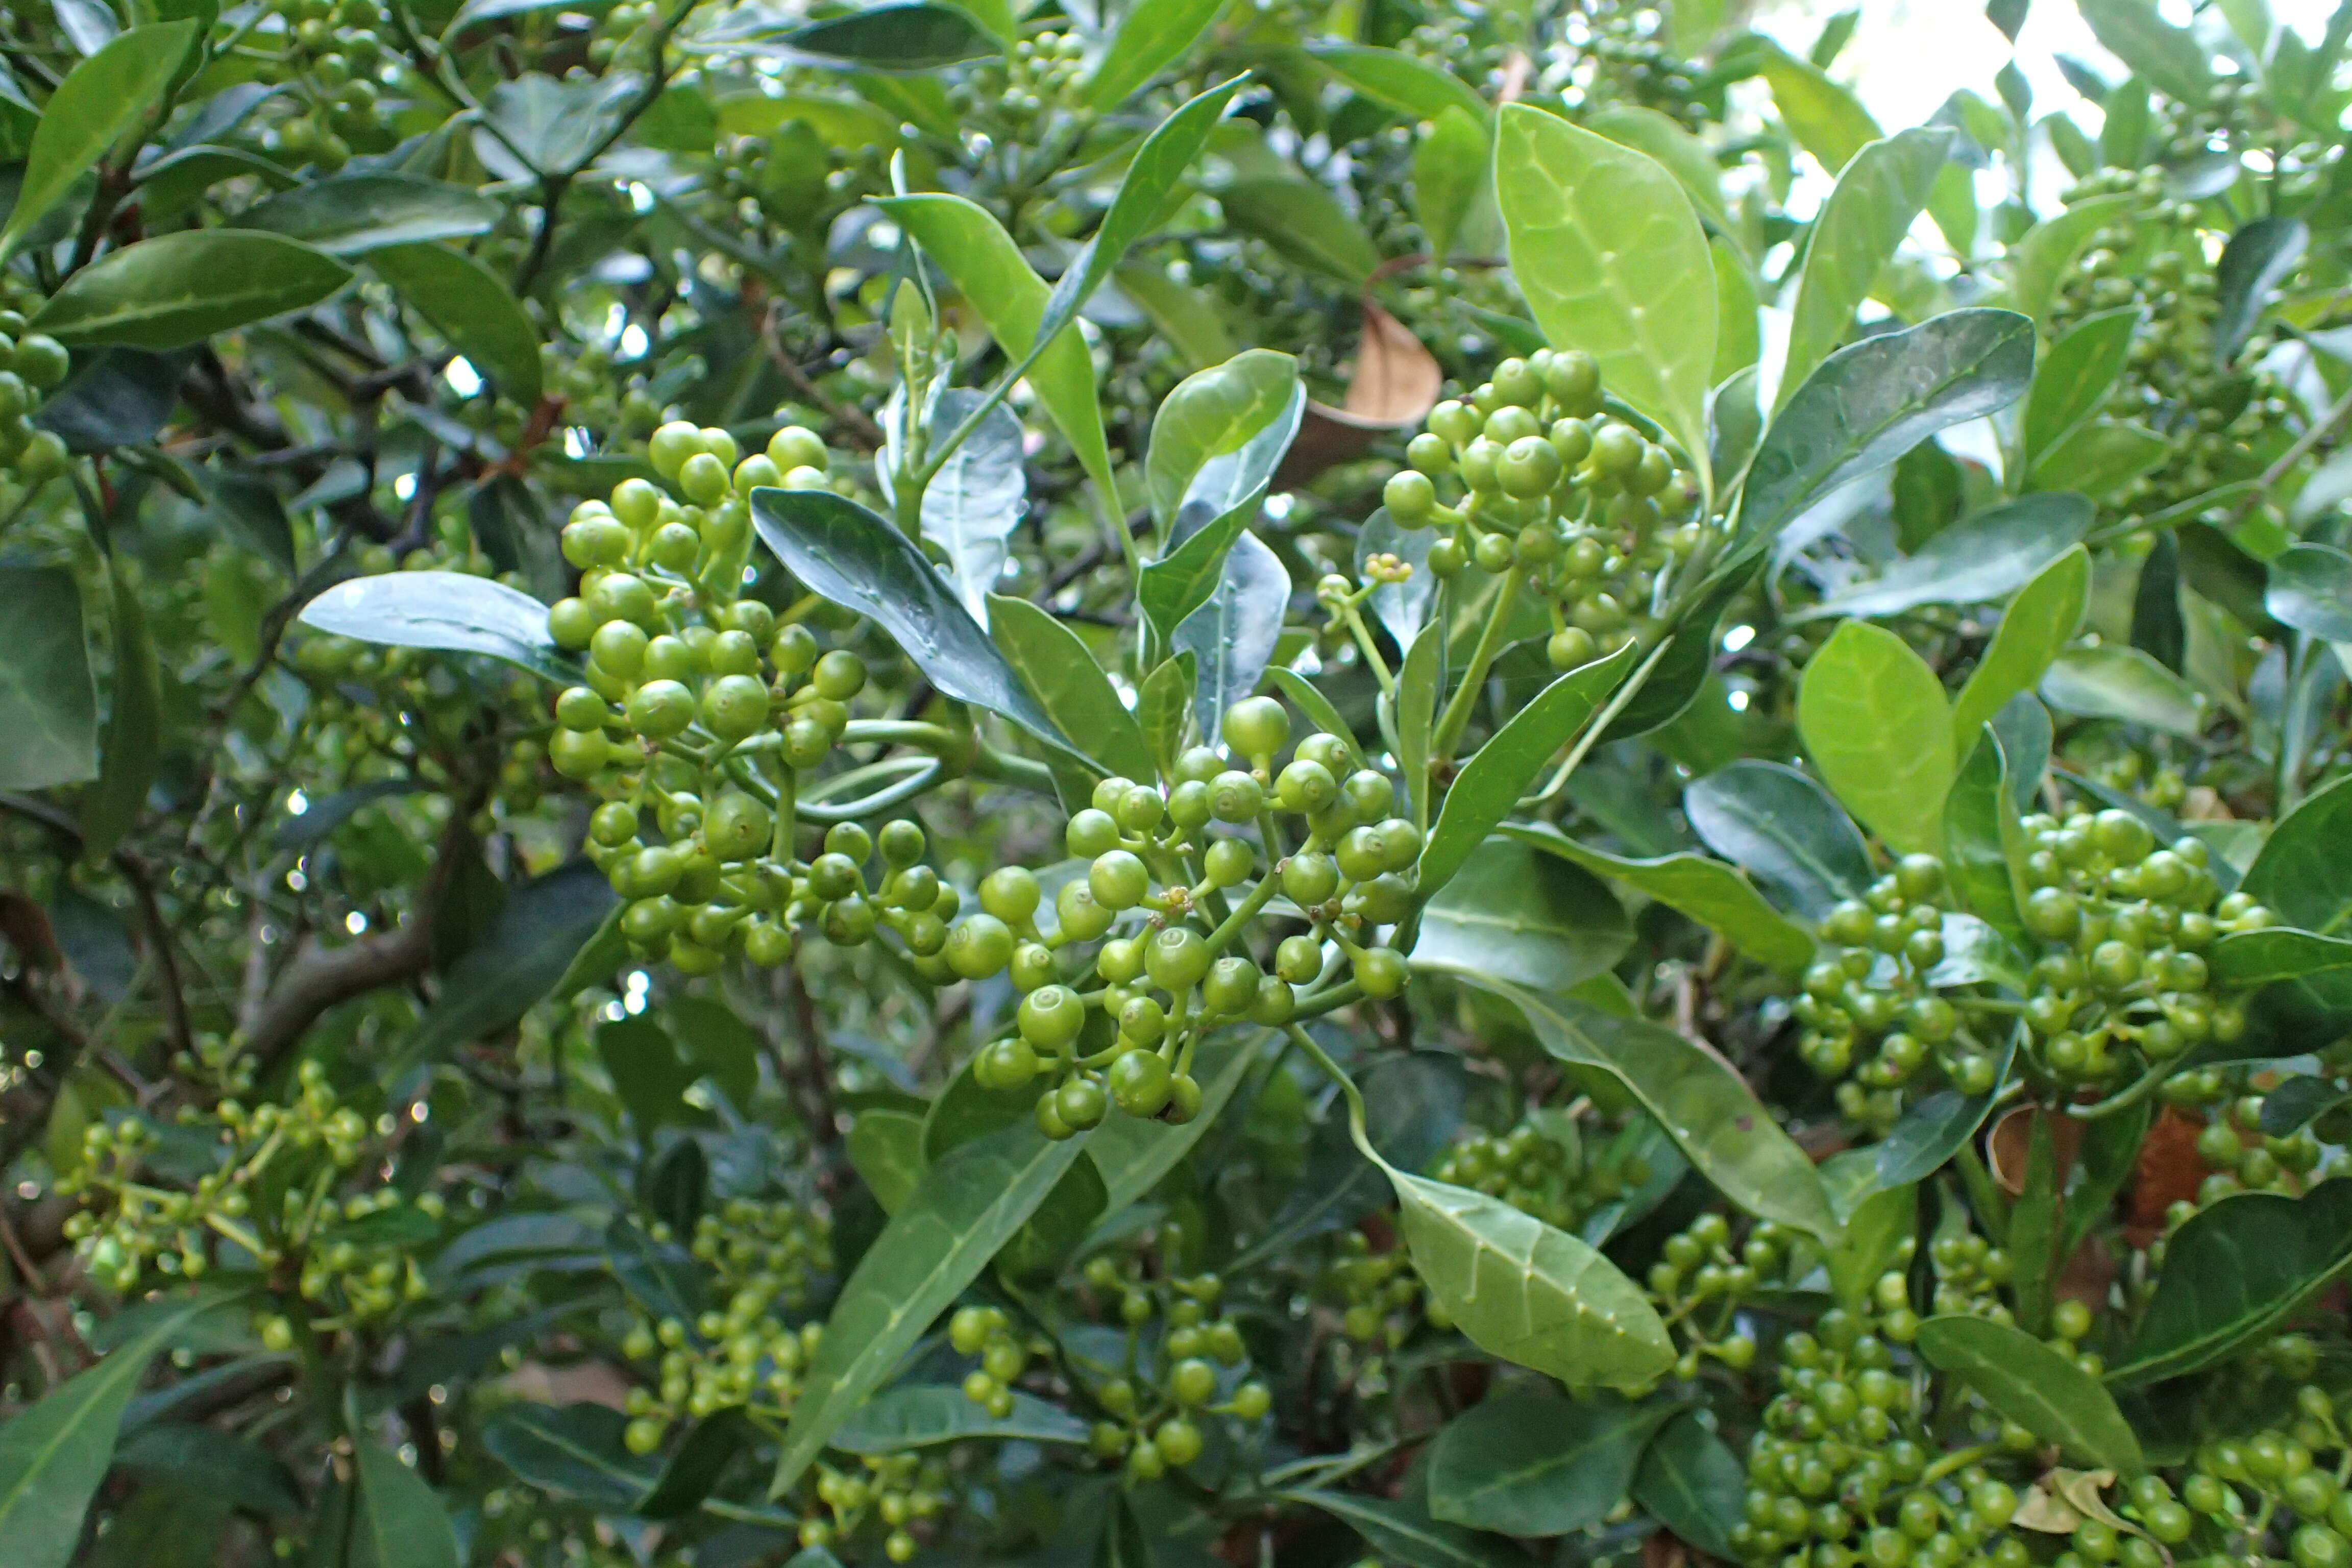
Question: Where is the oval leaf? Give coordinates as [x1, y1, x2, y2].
[1798, 620, 1955, 856]
[1917, 1314, 2144, 1473]
[2110, 1179, 2352, 1386]
[369, 241, 543, 406]
[1428, 1395, 1672, 1537]
[37, 231, 352, 350]
[298, 570, 572, 681]
[238, 173, 501, 256]
[1683, 759, 1874, 922]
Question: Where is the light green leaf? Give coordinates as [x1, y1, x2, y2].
[990, 596, 1154, 783]
[2024, 306, 2145, 466]
[1780, 127, 1952, 407]
[298, 569, 572, 682]
[1951, 544, 2089, 745]
[1144, 349, 1301, 533]
[1413, 107, 1489, 263]
[830, 1386, 1090, 1452]
[1798, 620, 1955, 856]
[845, 1109, 926, 1214]
[2028, 419, 2170, 500]
[1712, 239, 1761, 382]
[1503, 821, 1815, 973]
[1584, 103, 1736, 241]
[1410, 837, 1632, 993]
[0, 22, 197, 262]
[2007, 194, 2137, 329]
[1309, 43, 1492, 124]
[1087, 1030, 1261, 1211]
[1494, 104, 1714, 477]
[1084, 0, 1227, 109]
[0, 566, 99, 791]
[1114, 261, 1237, 371]
[36, 231, 352, 351]
[1917, 1315, 2144, 1473]
[2078, 0, 2212, 104]
[369, 241, 542, 406]
[2039, 644, 2204, 737]
[1758, 45, 1881, 173]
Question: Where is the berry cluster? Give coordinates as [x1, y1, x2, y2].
[1644, 1211, 1780, 1378]
[2186, 1093, 2329, 1209]
[618, 1197, 832, 1450]
[1426, 1117, 1652, 1233]
[1382, 348, 1707, 671]
[1797, 855, 1977, 1121]
[798, 1453, 953, 1562]
[1067, 1254, 1270, 1481]
[2171, 1386, 2352, 1568]
[1322, 1229, 1430, 1352]
[0, 311, 75, 489]
[948, 30, 1089, 134]
[252, 0, 397, 171]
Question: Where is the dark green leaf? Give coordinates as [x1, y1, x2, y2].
[481, 1403, 655, 1512]
[1632, 1411, 1745, 1558]
[846, 1109, 925, 1214]
[777, 2, 998, 71]
[1797, 619, 1954, 856]
[1088, 1029, 1261, 1211]
[1873, 1032, 2017, 1187]
[352, 1437, 460, 1568]
[76, 559, 160, 861]
[0, 566, 98, 790]
[751, 488, 1094, 766]
[1826, 1174, 1917, 1311]
[1758, 43, 1881, 172]
[405, 861, 617, 1065]
[1503, 821, 1814, 973]
[2260, 1075, 2351, 1137]
[1245, 1050, 1466, 1264]
[1172, 529, 1289, 741]
[994, 1150, 1107, 1280]
[1098, 1488, 1152, 1568]
[1280, 1487, 1518, 1568]
[1945, 727, 2029, 952]
[2207, 927, 2352, 986]
[36, 231, 351, 351]
[638, 1407, 749, 1518]
[2078, 0, 2212, 103]
[298, 569, 570, 681]
[86, 1484, 228, 1568]
[1738, 309, 2033, 555]
[1084, 0, 1226, 108]
[1780, 128, 1952, 406]
[2213, 215, 2307, 363]
[831, 1385, 1090, 1453]
[771, 1123, 1088, 1491]
[2266, 542, 2352, 643]
[1683, 760, 1873, 921]
[597, 1015, 699, 1134]
[1427, 1395, 1672, 1536]
[2131, 530, 2186, 673]
[1411, 837, 1632, 992]
[1801, 493, 2092, 621]
[238, 173, 500, 256]
[1418, 642, 1638, 895]
[1218, 178, 1382, 287]
[0, 23, 196, 261]
[369, 241, 542, 405]
[1917, 1315, 2144, 1471]
[2024, 306, 2143, 464]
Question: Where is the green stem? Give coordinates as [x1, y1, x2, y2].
[1203, 865, 1284, 955]
[1430, 567, 1521, 763]
[1920, 1442, 1994, 1485]
[2066, 1056, 2180, 1121]
[1286, 1022, 1376, 1166]
[1526, 635, 1674, 808]
[1339, 603, 1395, 701]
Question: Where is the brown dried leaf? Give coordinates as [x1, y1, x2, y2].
[1342, 300, 1443, 425]
[1987, 1106, 2082, 1195]
[2125, 1105, 2211, 1245]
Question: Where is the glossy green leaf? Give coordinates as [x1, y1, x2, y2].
[237, 173, 501, 256]
[76, 559, 161, 861]
[994, 1148, 1107, 1280]
[369, 241, 542, 406]
[1504, 821, 1814, 973]
[1084, 0, 1226, 109]
[1243, 1051, 1468, 1265]
[1135, 383, 1306, 650]
[776, 2, 998, 71]
[831, 1386, 1090, 1452]
[1945, 727, 2029, 952]
[2078, 0, 2212, 107]
[1951, 545, 2089, 746]
[878, 193, 1115, 498]
[1267, 668, 1367, 771]
[845, 1109, 926, 1214]
[1825, 1171, 1917, 1310]
[2266, 542, 2352, 657]
[2023, 306, 2144, 465]
[36, 230, 351, 351]
[1779, 127, 1951, 406]
[2208, 927, 2352, 986]
[1411, 837, 1632, 992]
[2039, 644, 2203, 737]
[1279, 1487, 1518, 1568]
[1172, 529, 1289, 741]
[1427, 1395, 1672, 1536]
[1798, 620, 1954, 856]
[0, 1290, 232, 1568]
[1413, 106, 1489, 262]
[2112, 1180, 2352, 1385]
[1682, 760, 1873, 922]
[298, 570, 572, 682]
[1144, 349, 1301, 533]
[771, 1123, 1088, 1492]
[2260, 1075, 2352, 1137]
[110, 1424, 302, 1516]
[1584, 103, 1737, 241]
[1712, 240, 1763, 382]
[919, 387, 1025, 626]
[1802, 493, 2092, 621]
[990, 596, 1153, 783]
[1395, 620, 1442, 826]
[1495, 103, 1714, 475]
[1632, 1411, 1744, 1558]
[1491, 981, 1839, 1241]
[1310, 43, 1491, 124]
[1758, 44, 1881, 172]
[1873, 1032, 2017, 1187]
[1418, 642, 1637, 895]
[1218, 178, 1382, 286]
[0, 22, 196, 261]
[481, 1403, 654, 1512]
[1134, 651, 1196, 780]
[352, 1436, 461, 1568]
[2238, 773, 2352, 1019]
[1389, 1168, 1674, 1390]
[1917, 1315, 2144, 1472]
[751, 488, 1094, 766]
[2214, 216, 2307, 363]
[405, 861, 617, 1066]
[1738, 309, 2033, 555]
[0, 566, 99, 791]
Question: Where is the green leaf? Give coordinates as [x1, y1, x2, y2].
[1218, 178, 1383, 287]
[110, 1425, 302, 1516]
[751, 488, 1094, 766]
[1825, 1173, 1917, 1311]
[918, 387, 1025, 626]
[1172, 529, 1290, 741]
[1738, 308, 2033, 556]
[990, 597, 1153, 783]
[2024, 306, 2144, 465]
[404, 861, 617, 1066]
[1758, 44, 1881, 172]
[1418, 642, 1638, 896]
[0, 566, 99, 790]
[1243, 1052, 1467, 1265]
[2261, 1075, 2352, 1137]
[636, 1407, 750, 1518]
[1584, 103, 1738, 241]
[2214, 215, 2307, 364]
[1801, 493, 2092, 621]
[2078, 0, 2213, 105]
[76, 561, 161, 860]
[1113, 261, 1237, 370]
[352, 1436, 461, 1568]
[1395, 620, 1441, 824]
[2112, 1180, 2352, 1385]
[776, 2, 998, 71]
[1411, 837, 1632, 992]
[35, 230, 351, 351]
[831, 1386, 1090, 1452]
[2207, 927, 2352, 986]
[1632, 1411, 1744, 1559]
[1268, 668, 1368, 772]
[1144, 349, 1301, 534]
[85, 1484, 227, 1568]
[845, 1109, 926, 1213]
[1279, 1487, 1518, 1568]
[1503, 821, 1815, 973]
[1917, 1315, 2142, 1471]
[1682, 760, 1873, 921]
[1427, 1395, 1673, 1536]
[878, 193, 1115, 499]
[1873, 1032, 2017, 1187]
[1087, 1028, 1261, 1211]
[1134, 387, 1306, 652]
[0, 1290, 232, 1568]
[2238, 774, 2352, 1020]
[481, 1403, 655, 1512]
[298, 569, 572, 681]
[1413, 107, 1489, 262]
[1490, 982, 1840, 1241]
[2007, 194, 2138, 330]
[1084, 0, 1227, 109]
[1388, 1168, 1674, 1390]
[1945, 727, 2029, 952]
[1951, 544, 2089, 746]
[237, 173, 501, 257]
[2039, 644, 2203, 737]
[369, 241, 542, 406]
[1797, 620, 1955, 857]
[0, 22, 196, 262]
[1494, 103, 1715, 476]
[1779, 128, 1952, 407]
[770, 1123, 1088, 1492]
[1134, 651, 1196, 780]
[2266, 542, 2352, 655]
[1309, 43, 1492, 124]
[1712, 240, 1762, 381]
